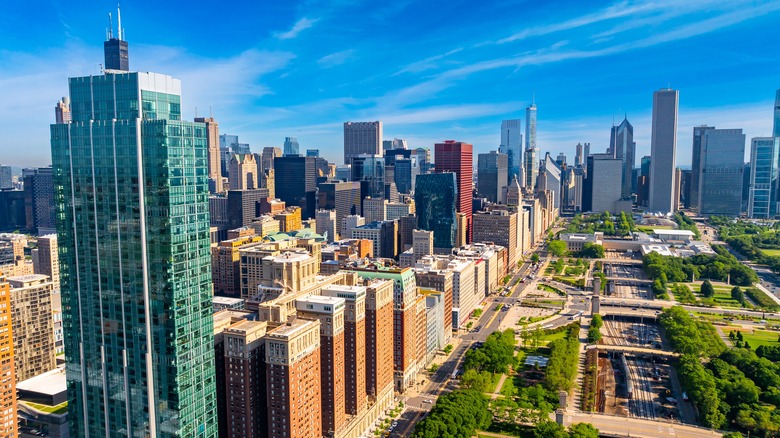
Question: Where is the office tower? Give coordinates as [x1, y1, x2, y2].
[306, 149, 319, 157]
[22, 166, 56, 234]
[265, 318, 322, 438]
[748, 137, 780, 218]
[445, 258, 476, 328]
[260, 168, 275, 199]
[681, 169, 693, 208]
[472, 210, 518, 268]
[363, 197, 387, 223]
[344, 121, 382, 164]
[316, 210, 339, 242]
[477, 151, 508, 203]
[229, 153, 258, 190]
[386, 199, 415, 221]
[342, 215, 366, 242]
[613, 117, 636, 198]
[649, 88, 679, 213]
[583, 154, 623, 213]
[351, 220, 398, 259]
[7, 275, 55, 381]
[274, 156, 318, 219]
[525, 102, 538, 189]
[382, 138, 408, 151]
[321, 285, 367, 416]
[575, 143, 584, 167]
[583, 143, 591, 164]
[261, 146, 282, 171]
[55, 97, 71, 124]
[223, 320, 268, 438]
[318, 181, 362, 234]
[0, 275, 16, 438]
[774, 89, 780, 137]
[351, 154, 386, 200]
[673, 168, 682, 212]
[103, 6, 129, 71]
[195, 117, 223, 193]
[296, 296, 346, 435]
[50, 50, 217, 435]
[211, 233, 263, 297]
[364, 279, 394, 403]
[393, 157, 418, 194]
[435, 140, 473, 241]
[33, 234, 59, 292]
[412, 229, 434, 263]
[415, 173, 457, 251]
[499, 119, 523, 184]
[221, 134, 250, 154]
[0, 166, 12, 190]
[697, 128, 746, 216]
[690, 125, 715, 209]
[283, 136, 300, 156]
[538, 153, 562, 208]
[227, 188, 269, 229]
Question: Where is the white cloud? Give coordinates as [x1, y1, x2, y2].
[274, 17, 319, 40]
[317, 49, 355, 68]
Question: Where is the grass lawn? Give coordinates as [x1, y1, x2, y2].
[761, 248, 780, 257]
[21, 400, 68, 415]
[538, 284, 565, 296]
[741, 330, 780, 348]
[538, 330, 567, 345]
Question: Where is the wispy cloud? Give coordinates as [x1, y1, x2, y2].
[317, 49, 355, 68]
[274, 17, 319, 40]
[394, 48, 464, 75]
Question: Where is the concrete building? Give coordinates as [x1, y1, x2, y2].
[296, 296, 347, 435]
[435, 141, 473, 241]
[0, 275, 16, 437]
[363, 279, 394, 404]
[261, 146, 282, 171]
[344, 121, 382, 165]
[227, 188, 270, 229]
[477, 151, 508, 203]
[583, 154, 623, 213]
[265, 318, 322, 438]
[195, 117, 223, 193]
[32, 234, 59, 292]
[274, 206, 303, 233]
[212, 233, 263, 297]
[316, 209, 339, 243]
[363, 197, 387, 223]
[8, 275, 55, 382]
[413, 267, 454, 340]
[318, 181, 362, 236]
[472, 209, 518, 268]
[649, 88, 679, 213]
[412, 229, 434, 265]
[385, 199, 415, 221]
[250, 215, 281, 238]
[748, 137, 780, 218]
[350, 220, 398, 259]
[342, 215, 366, 243]
[447, 258, 476, 329]
[229, 153, 259, 190]
[697, 128, 746, 216]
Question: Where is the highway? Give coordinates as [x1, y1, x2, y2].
[562, 412, 722, 438]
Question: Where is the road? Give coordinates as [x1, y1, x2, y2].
[562, 412, 722, 438]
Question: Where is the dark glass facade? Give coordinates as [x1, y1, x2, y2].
[414, 173, 457, 249]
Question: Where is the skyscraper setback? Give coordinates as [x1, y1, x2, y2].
[648, 88, 679, 213]
[50, 27, 217, 436]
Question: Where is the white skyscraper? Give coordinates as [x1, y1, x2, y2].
[499, 119, 523, 185]
[524, 101, 538, 189]
[648, 89, 679, 213]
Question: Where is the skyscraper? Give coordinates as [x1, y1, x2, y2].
[612, 118, 636, 198]
[575, 143, 584, 167]
[477, 151, 508, 203]
[648, 88, 679, 213]
[22, 166, 55, 234]
[499, 119, 522, 184]
[435, 140, 473, 241]
[697, 129, 746, 216]
[748, 137, 779, 219]
[55, 97, 71, 124]
[50, 41, 217, 435]
[195, 116, 223, 193]
[283, 136, 300, 156]
[690, 125, 715, 209]
[103, 6, 129, 71]
[415, 173, 457, 251]
[8, 275, 55, 382]
[583, 154, 623, 213]
[525, 102, 538, 189]
[0, 275, 16, 438]
[274, 155, 318, 219]
[261, 146, 282, 170]
[344, 121, 382, 165]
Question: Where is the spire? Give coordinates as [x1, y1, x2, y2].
[107, 12, 113, 40]
[117, 3, 122, 41]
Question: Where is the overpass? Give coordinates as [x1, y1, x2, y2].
[561, 411, 720, 438]
[586, 344, 678, 357]
[604, 277, 652, 284]
[599, 309, 660, 321]
[594, 258, 644, 265]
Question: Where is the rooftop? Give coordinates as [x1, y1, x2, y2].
[654, 229, 695, 236]
[17, 367, 67, 396]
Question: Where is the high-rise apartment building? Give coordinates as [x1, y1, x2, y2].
[648, 88, 679, 213]
[612, 118, 636, 198]
[0, 275, 16, 438]
[195, 117, 223, 193]
[363, 279, 395, 403]
[477, 151, 508, 203]
[283, 136, 300, 156]
[690, 125, 715, 209]
[223, 320, 268, 438]
[211, 233, 263, 297]
[229, 153, 258, 190]
[415, 173, 457, 251]
[748, 137, 780, 218]
[32, 234, 59, 292]
[525, 102, 538, 189]
[23, 166, 56, 234]
[435, 140, 473, 241]
[472, 210, 518, 268]
[499, 119, 523, 184]
[50, 42, 218, 434]
[296, 295, 346, 435]
[316, 209, 339, 242]
[7, 275, 55, 382]
[274, 155, 318, 219]
[265, 318, 322, 438]
[344, 121, 382, 165]
[55, 97, 71, 124]
[698, 128, 746, 216]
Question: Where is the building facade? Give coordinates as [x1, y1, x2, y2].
[414, 173, 457, 251]
[477, 151, 508, 203]
[697, 128, 746, 216]
[690, 125, 715, 209]
[8, 275, 55, 382]
[748, 137, 780, 218]
[648, 88, 679, 213]
[344, 121, 382, 165]
[499, 119, 523, 184]
[435, 141, 473, 241]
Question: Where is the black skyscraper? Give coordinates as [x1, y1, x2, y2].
[274, 156, 318, 219]
[104, 7, 129, 71]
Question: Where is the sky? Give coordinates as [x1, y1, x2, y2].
[1, 0, 779, 168]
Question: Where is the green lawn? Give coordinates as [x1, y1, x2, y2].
[538, 330, 567, 345]
[741, 330, 780, 348]
[761, 248, 780, 257]
[21, 400, 68, 415]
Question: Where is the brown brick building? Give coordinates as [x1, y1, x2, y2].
[364, 279, 394, 402]
[223, 320, 268, 438]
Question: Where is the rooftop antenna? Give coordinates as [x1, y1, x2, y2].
[209, 105, 213, 118]
[108, 12, 113, 39]
[117, 3, 122, 40]
[195, 106, 198, 118]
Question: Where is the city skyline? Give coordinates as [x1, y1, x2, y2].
[1, 1, 779, 167]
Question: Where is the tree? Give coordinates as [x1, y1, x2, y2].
[531, 253, 540, 264]
[701, 280, 715, 298]
[533, 420, 569, 438]
[460, 369, 492, 392]
[577, 242, 605, 259]
[731, 286, 745, 305]
[569, 423, 600, 438]
[548, 240, 567, 257]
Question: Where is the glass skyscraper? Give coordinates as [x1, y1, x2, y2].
[748, 137, 780, 219]
[697, 128, 746, 216]
[51, 70, 217, 435]
[414, 173, 457, 250]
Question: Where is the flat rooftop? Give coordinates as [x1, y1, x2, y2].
[17, 367, 67, 396]
[654, 229, 695, 236]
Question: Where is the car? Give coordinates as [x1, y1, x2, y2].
[392, 421, 398, 427]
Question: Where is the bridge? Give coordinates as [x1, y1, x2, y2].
[604, 276, 653, 284]
[586, 344, 679, 357]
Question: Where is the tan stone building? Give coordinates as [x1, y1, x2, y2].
[32, 234, 60, 292]
[229, 153, 258, 190]
[0, 275, 17, 437]
[211, 233, 264, 297]
[8, 274, 55, 381]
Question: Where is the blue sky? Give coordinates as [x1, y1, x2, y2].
[1, 0, 779, 167]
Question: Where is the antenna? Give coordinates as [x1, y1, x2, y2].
[108, 13, 113, 39]
[195, 106, 198, 118]
[117, 3, 122, 40]
[209, 105, 213, 118]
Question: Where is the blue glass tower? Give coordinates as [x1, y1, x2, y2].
[414, 172, 457, 250]
[50, 70, 217, 436]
